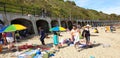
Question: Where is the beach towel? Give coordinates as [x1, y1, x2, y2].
[18, 50, 37, 58]
[6, 37, 14, 43]
[74, 32, 80, 44]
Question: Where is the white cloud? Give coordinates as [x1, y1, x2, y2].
[64, 0, 90, 7]
[97, 6, 120, 15]
[74, 0, 90, 6]
[73, 0, 120, 15]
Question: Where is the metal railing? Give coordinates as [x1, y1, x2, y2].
[0, 2, 42, 16]
[0, 2, 120, 22]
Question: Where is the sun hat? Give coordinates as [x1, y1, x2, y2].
[86, 24, 90, 26]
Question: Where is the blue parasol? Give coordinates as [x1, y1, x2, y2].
[0, 25, 8, 33]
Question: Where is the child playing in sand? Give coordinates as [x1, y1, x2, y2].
[53, 31, 59, 51]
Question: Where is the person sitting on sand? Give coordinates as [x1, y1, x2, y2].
[94, 28, 99, 33]
[5, 32, 14, 50]
[71, 25, 81, 49]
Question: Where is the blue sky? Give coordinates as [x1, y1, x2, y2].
[70, 0, 120, 15]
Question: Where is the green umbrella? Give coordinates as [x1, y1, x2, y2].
[4, 25, 16, 32]
[3, 24, 27, 51]
[4, 24, 27, 32]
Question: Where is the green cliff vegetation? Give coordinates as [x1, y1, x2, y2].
[0, 0, 120, 20]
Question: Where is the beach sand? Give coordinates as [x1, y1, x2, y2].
[0, 26, 120, 58]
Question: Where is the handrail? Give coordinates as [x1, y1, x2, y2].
[0, 2, 42, 16]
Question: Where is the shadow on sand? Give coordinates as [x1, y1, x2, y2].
[46, 43, 54, 48]
[111, 32, 116, 33]
[16, 35, 35, 43]
[92, 43, 101, 47]
[90, 34, 99, 36]
[78, 43, 102, 52]
[45, 43, 68, 49]
[0, 47, 13, 54]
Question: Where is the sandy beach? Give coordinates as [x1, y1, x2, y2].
[0, 26, 120, 58]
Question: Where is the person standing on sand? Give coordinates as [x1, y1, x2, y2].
[53, 31, 59, 51]
[82, 25, 91, 46]
[71, 25, 81, 48]
[105, 26, 107, 32]
[110, 25, 113, 32]
[39, 27, 46, 45]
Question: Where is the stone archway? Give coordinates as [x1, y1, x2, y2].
[11, 18, 34, 35]
[73, 21, 77, 25]
[88, 21, 90, 25]
[95, 22, 98, 27]
[0, 20, 4, 25]
[78, 21, 82, 28]
[78, 21, 83, 26]
[36, 20, 49, 33]
[91, 21, 94, 27]
[81, 22, 85, 27]
[61, 21, 67, 28]
[85, 21, 87, 26]
[68, 21, 73, 30]
[78, 22, 81, 25]
[0, 20, 4, 32]
[0, 20, 4, 39]
[51, 20, 59, 27]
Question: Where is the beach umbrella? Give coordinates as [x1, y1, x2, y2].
[0, 25, 8, 33]
[1, 24, 27, 51]
[0, 24, 4, 29]
[50, 26, 66, 31]
[14, 24, 27, 30]
[3, 24, 27, 32]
